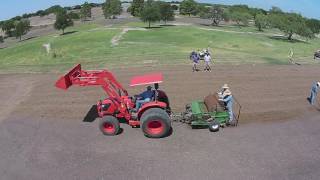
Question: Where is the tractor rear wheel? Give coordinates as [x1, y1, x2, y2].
[140, 108, 171, 138]
[208, 120, 220, 132]
[99, 116, 120, 136]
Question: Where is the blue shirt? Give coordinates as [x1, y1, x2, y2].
[139, 90, 154, 100]
[191, 54, 200, 63]
[223, 95, 233, 109]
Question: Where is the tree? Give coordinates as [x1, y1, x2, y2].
[198, 6, 209, 19]
[254, 13, 268, 31]
[229, 4, 250, 14]
[68, 12, 80, 20]
[22, 13, 32, 19]
[103, 0, 122, 19]
[36, 10, 48, 17]
[14, 19, 31, 41]
[54, 11, 74, 34]
[127, 6, 133, 13]
[306, 18, 320, 34]
[1, 20, 15, 37]
[72, 5, 82, 10]
[130, 0, 144, 16]
[179, 0, 198, 16]
[140, 0, 161, 28]
[46, 5, 65, 15]
[158, 2, 175, 24]
[269, 13, 314, 40]
[249, 8, 267, 19]
[0, 36, 3, 43]
[270, 6, 283, 14]
[201, 6, 229, 26]
[229, 12, 251, 27]
[64, 6, 72, 11]
[11, 16, 22, 21]
[80, 2, 92, 21]
[171, 4, 178, 11]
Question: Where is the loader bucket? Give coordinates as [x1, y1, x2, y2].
[55, 64, 82, 90]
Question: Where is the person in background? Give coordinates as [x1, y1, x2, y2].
[190, 50, 200, 72]
[308, 81, 320, 105]
[204, 53, 212, 72]
[288, 48, 294, 64]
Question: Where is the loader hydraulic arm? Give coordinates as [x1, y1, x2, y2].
[55, 64, 128, 101]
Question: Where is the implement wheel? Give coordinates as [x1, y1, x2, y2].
[140, 108, 171, 138]
[208, 120, 220, 132]
[99, 116, 120, 136]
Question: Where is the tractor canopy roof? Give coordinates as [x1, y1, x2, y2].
[130, 73, 163, 87]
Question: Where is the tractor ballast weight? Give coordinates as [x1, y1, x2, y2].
[55, 64, 171, 138]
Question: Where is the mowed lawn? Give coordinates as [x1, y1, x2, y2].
[0, 22, 319, 72]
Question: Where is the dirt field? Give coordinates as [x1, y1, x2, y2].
[1, 64, 320, 179]
[2, 64, 319, 123]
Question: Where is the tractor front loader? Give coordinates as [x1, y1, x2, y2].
[55, 64, 172, 138]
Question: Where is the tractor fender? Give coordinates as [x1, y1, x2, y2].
[137, 101, 167, 120]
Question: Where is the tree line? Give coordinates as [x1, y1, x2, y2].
[127, 0, 320, 40]
[129, 0, 175, 28]
[1, 0, 320, 42]
[1, 18, 30, 41]
[0, 0, 174, 41]
[177, 0, 320, 40]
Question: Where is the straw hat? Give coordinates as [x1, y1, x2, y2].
[223, 89, 232, 96]
[222, 84, 229, 89]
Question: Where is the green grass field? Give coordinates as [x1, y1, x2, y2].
[0, 22, 319, 72]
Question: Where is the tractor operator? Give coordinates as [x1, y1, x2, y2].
[135, 86, 154, 111]
[308, 81, 320, 105]
[221, 89, 234, 126]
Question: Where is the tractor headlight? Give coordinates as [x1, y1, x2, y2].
[101, 104, 111, 111]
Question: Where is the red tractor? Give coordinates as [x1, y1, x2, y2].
[55, 64, 172, 138]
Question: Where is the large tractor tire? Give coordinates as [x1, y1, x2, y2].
[140, 108, 171, 138]
[99, 116, 120, 136]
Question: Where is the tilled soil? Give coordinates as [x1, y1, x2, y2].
[3, 64, 319, 123]
[1, 64, 320, 180]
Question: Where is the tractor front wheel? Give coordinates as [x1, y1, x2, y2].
[140, 108, 171, 138]
[208, 120, 220, 132]
[99, 116, 120, 136]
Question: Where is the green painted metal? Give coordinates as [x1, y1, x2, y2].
[190, 101, 229, 127]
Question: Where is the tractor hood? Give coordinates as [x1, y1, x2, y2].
[130, 73, 163, 87]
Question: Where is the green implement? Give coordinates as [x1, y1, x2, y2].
[180, 93, 241, 132]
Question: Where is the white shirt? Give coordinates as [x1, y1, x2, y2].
[204, 55, 211, 62]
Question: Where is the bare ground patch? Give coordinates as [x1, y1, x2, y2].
[111, 27, 147, 46]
